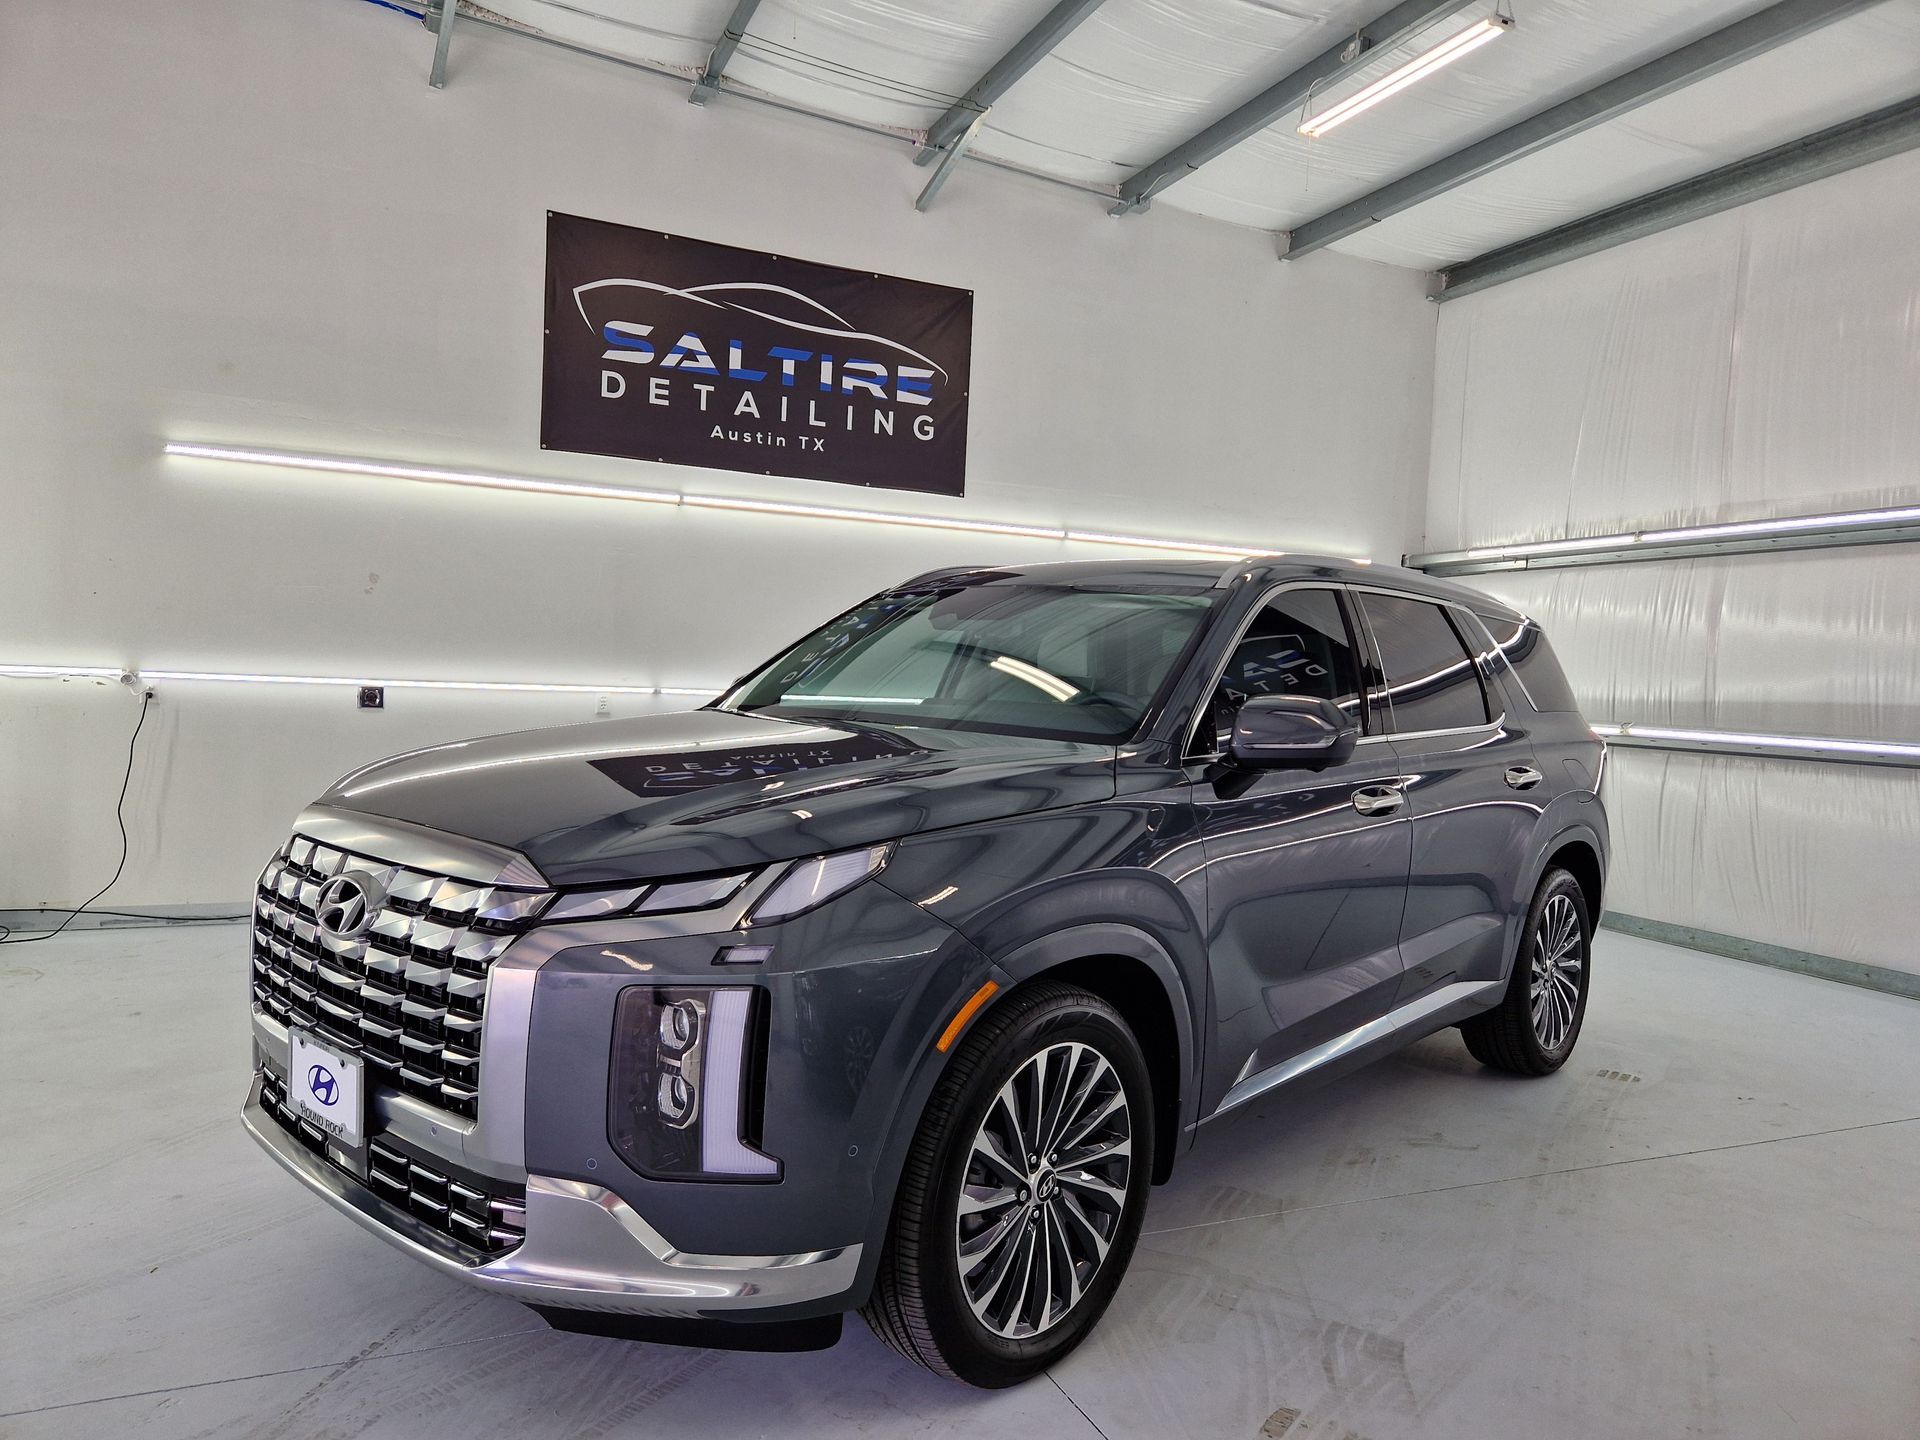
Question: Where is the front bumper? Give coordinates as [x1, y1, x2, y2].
[242, 1074, 862, 1316]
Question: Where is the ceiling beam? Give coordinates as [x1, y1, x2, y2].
[689, 0, 764, 106]
[426, 0, 458, 89]
[916, 112, 991, 210]
[1108, 0, 1479, 216]
[917, 0, 1107, 165]
[1432, 93, 1920, 300]
[1284, 0, 1887, 258]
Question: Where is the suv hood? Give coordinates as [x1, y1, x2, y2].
[320, 708, 1117, 885]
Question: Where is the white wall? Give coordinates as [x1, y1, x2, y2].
[0, 0, 1437, 907]
[1427, 148, 1920, 975]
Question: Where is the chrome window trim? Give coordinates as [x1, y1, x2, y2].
[1181, 580, 1370, 763]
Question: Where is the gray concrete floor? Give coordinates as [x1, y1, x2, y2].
[3, 926, 1916, 1439]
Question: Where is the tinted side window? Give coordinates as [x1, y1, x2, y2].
[1360, 593, 1491, 733]
[1199, 588, 1365, 753]
[1476, 613, 1581, 713]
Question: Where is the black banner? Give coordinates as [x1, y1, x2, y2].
[542, 213, 973, 497]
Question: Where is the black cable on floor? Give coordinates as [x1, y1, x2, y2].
[47, 909, 250, 924]
[1, 692, 155, 946]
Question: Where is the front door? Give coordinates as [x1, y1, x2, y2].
[1188, 585, 1413, 1113]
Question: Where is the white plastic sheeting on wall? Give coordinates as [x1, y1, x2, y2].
[1600, 749, 1920, 975]
[1429, 149, 1920, 975]
[1474, 551, 1920, 741]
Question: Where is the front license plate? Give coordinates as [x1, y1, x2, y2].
[288, 1029, 365, 1148]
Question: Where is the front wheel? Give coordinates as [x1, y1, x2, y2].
[1460, 867, 1592, 1075]
[860, 982, 1153, 1387]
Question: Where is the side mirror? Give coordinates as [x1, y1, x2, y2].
[1228, 695, 1360, 770]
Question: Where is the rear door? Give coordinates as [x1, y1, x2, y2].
[1189, 585, 1414, 1111]
[1351, 589, 1544, 1002]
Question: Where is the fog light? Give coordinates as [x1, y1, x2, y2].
[609, 986, 780, 1181]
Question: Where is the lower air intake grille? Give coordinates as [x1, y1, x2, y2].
[259, 1069, 526, 1257]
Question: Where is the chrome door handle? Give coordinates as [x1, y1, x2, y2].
[1505, 765, 1544, 790]
[1351, 785, 1404, 817]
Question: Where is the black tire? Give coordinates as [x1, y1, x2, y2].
[1460, 868, 1592, 1075]
[859, 981, 1153, 1387]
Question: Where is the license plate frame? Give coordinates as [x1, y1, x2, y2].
[287, 1028, 365, 1149]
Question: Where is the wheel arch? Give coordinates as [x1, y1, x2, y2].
[1540, 833, 1604, 921]
[991, 924, 1198, 1185]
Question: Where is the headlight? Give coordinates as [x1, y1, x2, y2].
[543, 869, 752, 924]
[748, 843, 894, 925]
[608, 986, 779, 1181]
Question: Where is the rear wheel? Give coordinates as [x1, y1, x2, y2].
[1460, 867, 1591, 1075]
[860, 982, 1152, 1387]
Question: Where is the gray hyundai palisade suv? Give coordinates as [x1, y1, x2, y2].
[243, 556, 1606, 1387]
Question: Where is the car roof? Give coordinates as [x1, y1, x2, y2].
[898, 556, 1522, 619]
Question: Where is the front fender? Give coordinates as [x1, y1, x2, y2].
[995, 919, 1203, 1138]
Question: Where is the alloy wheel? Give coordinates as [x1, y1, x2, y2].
[953, 1041, 1132, 1340]
[1529, 892, 1584, 1051]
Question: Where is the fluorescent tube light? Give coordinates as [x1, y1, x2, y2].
[1640, 504, 1920, 545]
[1464, 534, 1624, 560]
[1062, 529, 1267, 560]
[163, 442, 1367, 564]
[1416, 501, 1920, 573]
[136, 669, 673, 695]
[1617, 724, 1920, 762]
[0, 664, 124, 680]
[1591, 722, 1920, 767]
[1299, 15, 1512, 139]
[682, 492, 1065, 540]
[162, 442, 680, 507]
[3, 664, 721, 697]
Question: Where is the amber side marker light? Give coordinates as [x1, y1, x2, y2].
[936, 980, 1001, 1053]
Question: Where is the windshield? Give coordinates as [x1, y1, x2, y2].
[722, 585, 1215, 742]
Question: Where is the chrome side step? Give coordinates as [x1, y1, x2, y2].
[1208, 978, 1505, 1121]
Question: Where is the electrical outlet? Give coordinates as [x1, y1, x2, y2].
[358, 686, 385, 709]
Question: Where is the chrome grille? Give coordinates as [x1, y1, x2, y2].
[258, 1070, 526, 1256]
[367, 1138, 528, 1251]
[250, 831, 552, 1119]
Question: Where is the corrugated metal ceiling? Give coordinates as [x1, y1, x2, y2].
[470, 0, 1920, 269]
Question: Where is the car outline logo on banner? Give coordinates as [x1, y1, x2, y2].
[573, 278, 950, 384]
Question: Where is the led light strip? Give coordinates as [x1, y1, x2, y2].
[1409, 501, 1920, 574]
[162, 442, 1373, 565]
[0, 664, 716, 697]
[1298, 15, 1512, 139]
[1591, 722, 1920, 769]
[0, 664, 126, 680]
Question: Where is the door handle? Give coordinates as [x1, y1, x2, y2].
[1504, 765, 1544, 790]
[1351, 785, 1404, 817]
